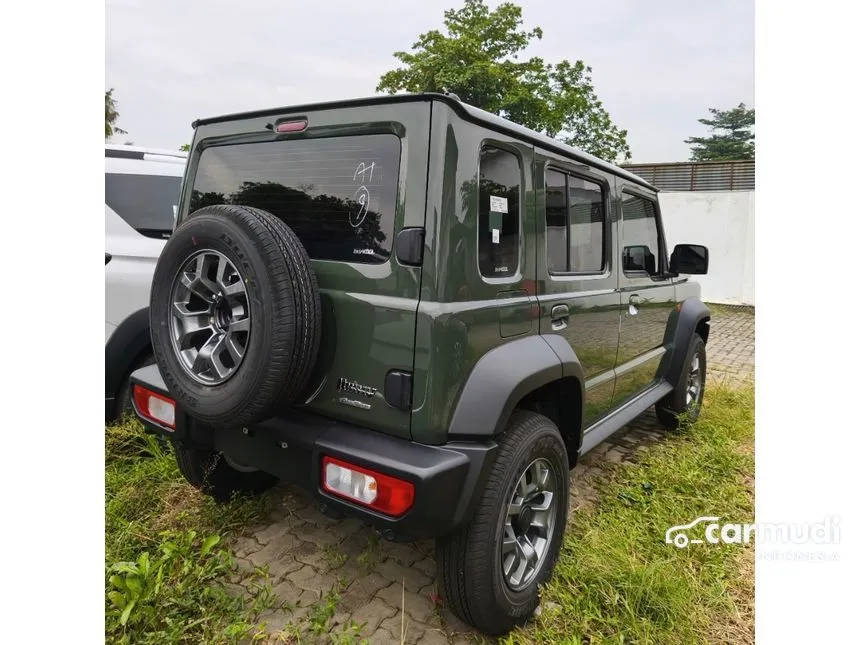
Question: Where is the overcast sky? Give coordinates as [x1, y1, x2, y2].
[106, 0, 753, 163]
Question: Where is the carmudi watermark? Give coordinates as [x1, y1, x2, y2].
[665, 515, 840, 560]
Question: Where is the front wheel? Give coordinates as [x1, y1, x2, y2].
[656, 333, 706, 430]
[175, 445, 278, 502]
[436, 411, 569, 636]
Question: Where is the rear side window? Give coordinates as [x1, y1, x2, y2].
[478, 147, 521, 278]
[544, 169, 606, 274]
[190, 134, 401, 263]
[105, 173, 182, 239]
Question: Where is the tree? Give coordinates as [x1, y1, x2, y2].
[376, 0, 630, 162]
[105, 88, 127, 139]
[684, 103, 755, 161]
[179, 144, 190, 152]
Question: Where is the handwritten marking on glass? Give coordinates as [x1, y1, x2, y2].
[350, 162, 376, 228]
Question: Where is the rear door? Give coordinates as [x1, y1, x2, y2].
[534, 152, 620, 427]
[613, 186, 676, 404]
[185, 103, 430, 439]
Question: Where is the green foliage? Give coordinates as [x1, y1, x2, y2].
[505, 384, 755, 644]
[376, 0, 630, 162]
[105, 88, 127, 139]
[105, 530, 276, 644]
[105, 419, 280, 643]
[179, 143, 190, 152]
[685, 103, 755, 161]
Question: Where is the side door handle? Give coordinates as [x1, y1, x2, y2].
[628, 294, 640, 317]
[551, 304, 569, 330]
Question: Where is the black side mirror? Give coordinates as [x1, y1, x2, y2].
[670, 244, 709, 275]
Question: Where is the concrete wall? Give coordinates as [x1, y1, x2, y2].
[659, 190, 755, 306]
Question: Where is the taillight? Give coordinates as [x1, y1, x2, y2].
[132, 385, 176, 429]
[321, 456, 414, 517]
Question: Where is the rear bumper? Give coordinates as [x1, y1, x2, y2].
[130, 365, 497, 539]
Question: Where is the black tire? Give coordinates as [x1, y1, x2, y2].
[436, 411, 569, 635]
[175, 445, 278, 502]
[115, 352, 157, 421]
[656, 333, 706, 430]
[150, 205, 321, 427]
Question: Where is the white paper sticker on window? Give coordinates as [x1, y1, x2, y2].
[489, 195, 508, 213]
[492, 229, 500, 244]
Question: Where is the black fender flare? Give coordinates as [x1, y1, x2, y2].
[105, 308, 152, 406]
[661, 298, 711, 387]
[447, 334, 584, 437]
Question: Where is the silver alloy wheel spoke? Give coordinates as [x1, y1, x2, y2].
[502, 457, 558, 591]
[686, 354, 703, 406]
[169, 250, 251, 385]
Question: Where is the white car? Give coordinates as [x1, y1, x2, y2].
[105, 144, 187, 420]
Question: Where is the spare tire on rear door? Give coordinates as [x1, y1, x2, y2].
[149, 204, 321, 428]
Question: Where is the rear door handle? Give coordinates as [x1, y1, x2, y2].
[551, 304, 569, 330]
[628, 294, 640, 316]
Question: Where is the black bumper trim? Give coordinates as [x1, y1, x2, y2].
[129, 365, 497, 539]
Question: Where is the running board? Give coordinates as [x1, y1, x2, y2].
[579, 381, 673, 456]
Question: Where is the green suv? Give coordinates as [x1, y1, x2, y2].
[131, 93, 711, 636]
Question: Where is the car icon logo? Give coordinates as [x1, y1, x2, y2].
[665, 516, 721, 548]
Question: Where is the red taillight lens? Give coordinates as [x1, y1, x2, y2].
[321, 456, 415, 517]
[275, 119, 308, 133]
[132, 385, 176, 429]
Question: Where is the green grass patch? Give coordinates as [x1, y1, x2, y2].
[105, 419, 280, 644]
[505, 384, 755, 645]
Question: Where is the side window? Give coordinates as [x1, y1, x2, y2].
[478, 147, 521, 278]
[544, 169, 606, 274]
[620, 192, 661, 277]
[545, 170, 567, 273]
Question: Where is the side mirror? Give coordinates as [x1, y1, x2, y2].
[670, 244, 709, 275]
[622, 245, 656, 274]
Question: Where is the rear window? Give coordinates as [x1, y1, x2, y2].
[105, 173, 182, 239]
[190, 134, 401, 263]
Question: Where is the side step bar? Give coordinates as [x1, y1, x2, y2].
[579, 381, 673, 456]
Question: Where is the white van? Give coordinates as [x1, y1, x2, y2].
[105, 144, 187, 420]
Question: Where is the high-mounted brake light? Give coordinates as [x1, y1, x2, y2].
[322, 456, 415, 517]
[275, 119, 308, 133]
[133, 385, 176, 429]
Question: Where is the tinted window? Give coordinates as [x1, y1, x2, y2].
[478, 147, 521, 278]
[620, 193, 661, 276]
[545, 170, 567, 273]
[105, 173, 182, 239]
[544, 170, 605, 274]
[191, 134, 401, 263]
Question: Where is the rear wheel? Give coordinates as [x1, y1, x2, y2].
[656, 334, 706, 429]
[174, 445, 278, 502]
[436, 411, 569, 635]
[149, 204, 321, 428]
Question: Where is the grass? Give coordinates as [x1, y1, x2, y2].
[505, 383, 755, 644]
[106, 381, 754, 644]
[105, 418, 282, 644]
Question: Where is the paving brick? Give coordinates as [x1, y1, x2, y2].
[350, 598, 398, 635]
[285, 565, 338, 600]
[375, 583, 437, 625]
[375, 558, 433, 593]
[379, 614, 427, 644]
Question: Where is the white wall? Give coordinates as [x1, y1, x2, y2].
[659, 190, 755, 306]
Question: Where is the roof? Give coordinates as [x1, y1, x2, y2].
[105, 144, 187, 163]
[192, 93, 656, 192]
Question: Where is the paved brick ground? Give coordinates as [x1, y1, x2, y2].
[239, 306, 755, 644]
